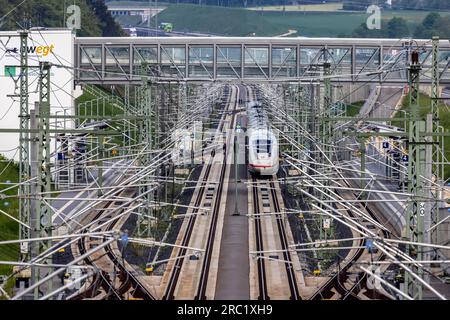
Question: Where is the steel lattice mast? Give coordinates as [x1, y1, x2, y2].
[18, 31, 30, 258]
[35, 62, 53, 299]
[137, 65, 153, 238]
[405, 51, 425, 300]
[430, 37, 442, 256]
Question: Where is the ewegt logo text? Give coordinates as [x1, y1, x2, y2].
[5, 45, 55, 57]
[28, 45, 55, 57]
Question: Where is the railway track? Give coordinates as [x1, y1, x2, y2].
[162, 159, 214, 300]
[269, 179, 301, 300]
[104, 241, 156, 300]
[308, 189, 390, 300]
[195, 86, 239, 299]
[245, 85, 301, 300]
[251, 177, 269, 300]
[339, 201, 390, 300]
[71, 191, 156, 300]
[247, 85, 270, 300]
[71, 202, 124, 300]
[195, 135, 228, 299]
[308, 233, 365, 300]
[163, 85, 234, 300]
[250, 177, 301, 300]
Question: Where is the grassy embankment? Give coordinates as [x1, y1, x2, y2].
[344, 94, 449, 180]
[0, 155, 20, 296]
[345, 100, 365, 117]
[0, 156, 20, 272]
[390, 93, 450, 180]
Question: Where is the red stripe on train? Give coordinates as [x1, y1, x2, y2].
[249, 164, 272, 168]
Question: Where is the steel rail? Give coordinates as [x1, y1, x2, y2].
[252, 177, 269, 300]
[195, 85, 238, 300]
[162, 85, 232, 300]
[269, 179, 301, 300]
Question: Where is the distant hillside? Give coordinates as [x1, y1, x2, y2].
[148, 4, 287, 36]
[344, 0, 450, 11]
[148, 4, 449, 37]
[106, 0, 342, 7]
[352, 12, 450, 39]
[0, 0, 124, 37]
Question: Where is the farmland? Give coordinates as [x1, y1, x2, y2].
[148, 4, 450, 37]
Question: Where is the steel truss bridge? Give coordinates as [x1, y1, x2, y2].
[75, 37, 450, 84]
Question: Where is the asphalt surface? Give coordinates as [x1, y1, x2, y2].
[51, 161, 124, 226]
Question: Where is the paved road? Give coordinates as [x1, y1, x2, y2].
[369, 86, 403, 118]
[364, 144, 407, 234]
[51, 161, 125, 226]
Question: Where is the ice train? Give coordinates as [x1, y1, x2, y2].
[246, 101, 279, 176]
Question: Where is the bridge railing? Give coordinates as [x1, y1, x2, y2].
[74, 37, 450, 84]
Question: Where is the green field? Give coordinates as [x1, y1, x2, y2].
[0, 156, 20, 278]
[107, 1, 170, 6]
[148, 4, 450, 37]
[247, 3, 344, 12]
[345, 101, 365, 117]
[114, 14, 143, 26]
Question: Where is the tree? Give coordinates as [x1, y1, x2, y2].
[422, 12, 440, 29]
[393, 0, 450, 10]
[351, 16, 410, 38]
[386, 17, 410, 38]
[415, 13, 450, 39]
[87, 0, 125, 36]
[342, 0, 450, 11]
[352, 23, 384, 38]
[0, 0, 123, 37]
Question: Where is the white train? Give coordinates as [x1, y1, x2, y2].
[246, 101, 279, 176]
[171, 121, 203, 165]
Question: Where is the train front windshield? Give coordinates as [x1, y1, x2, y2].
[255, 139, 272, 155]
